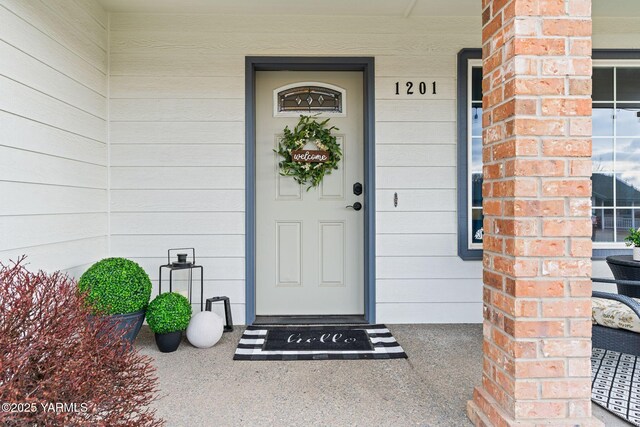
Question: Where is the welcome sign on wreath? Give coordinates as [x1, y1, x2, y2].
[275, 115, 342, 190]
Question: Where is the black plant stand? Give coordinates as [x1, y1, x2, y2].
[159, 248, 204, 311]
[205, 296, 233, 332]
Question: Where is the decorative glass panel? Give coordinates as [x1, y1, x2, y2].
[277, 85, 343, 114]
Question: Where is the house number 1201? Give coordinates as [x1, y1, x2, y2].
[394, 81, 437, 95]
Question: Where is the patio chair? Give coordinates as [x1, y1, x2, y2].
[591, 278, 640, 357]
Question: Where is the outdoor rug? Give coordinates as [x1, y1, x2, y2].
[233, 324, 408, 361]
[591, 347, 640, 426]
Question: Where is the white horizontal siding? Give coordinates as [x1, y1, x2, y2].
[110, 189, 244, 212]
[110, 235, 244, 258]
[110, 121, 243, 144]
[132, 257, 244, 281]
[376, 235, 457, 256]
[0, 112, 106, 165]
[0, 182, 106, 215]
[376, 190, 456, 212]
[376, 121, 456, 144]
[0, 237, 107, 275]
[377, 303, 483, 324]
[110, 212, 244, 235]
[110, 167, 245, 190]
[0, 5, 105, 93]
[377, 279, 482, 303]
[377, 167, 456, 189]
[1, 0, 106, 71]
[0, 0, 107, 277]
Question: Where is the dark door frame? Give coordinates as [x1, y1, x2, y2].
[245, 56, 376, 324]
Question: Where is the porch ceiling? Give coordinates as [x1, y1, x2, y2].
[97, 0, 639, 17]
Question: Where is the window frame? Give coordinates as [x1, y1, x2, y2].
[591, 50, 640, 259]
[456, 49, 640, 261]
[457, 48, 483, 261]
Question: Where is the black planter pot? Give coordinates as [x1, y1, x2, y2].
[108, 310, 146, 344]
[155, 331, 183, 353]
[93, 310, 146, 346]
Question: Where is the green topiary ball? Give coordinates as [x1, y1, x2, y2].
[146, 293, 192, 334]
[78, 258, 152, 315]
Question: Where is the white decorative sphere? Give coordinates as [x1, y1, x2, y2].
[186, 311, 224, 348]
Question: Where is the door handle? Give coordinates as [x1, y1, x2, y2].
[346, 202, 362, 211]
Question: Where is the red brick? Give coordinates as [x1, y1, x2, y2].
[514, 37, 566, 56]
[542, 219, 592, 237]
[541, 98, 592, 117]
[484, 200, 503, 216]
[569, 117, 592, 136]
[569, 159, 592, 176]
[569, 198, 592, 216]
[492, 139, 538, 160]
[569, 0, 591, 17]
[542, 259, 591, 277]
[570, 39, 592, 56]
[569, 280, 591, 297]
[569, 78, 593, 95]
[505, 238, 566, 257]
[513, 320, 565, 338]
[541, 299, 591, 317]
[568, 358, 592, 377]
[510, 77, 565, 96]
[515, 359, 566, 377]
[514, 381, 539, 399]
[542, 179, 591, 197]
[541, 379, 591, 399]
[505, 278, 565, 297]
[505, 159, 564, 177]
[569, 319, 593, 337]
[542, 138, 591, 156]
[541, 339, 592, 357]
[507, 118, 565, 137]
[483, 13, 504, 41]
[542, 58, 592, 77]
[504, 200, 565, 217]
[570, 239, 592, 257]
[514, 401, 568, 419]
[485, 235, 505, 253]
[494, 218, 537, 236]
[542, 19, 591, 37]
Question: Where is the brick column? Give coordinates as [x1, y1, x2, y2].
[467, 0, 602, 426]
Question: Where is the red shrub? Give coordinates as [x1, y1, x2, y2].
[0, 258, 163, 426]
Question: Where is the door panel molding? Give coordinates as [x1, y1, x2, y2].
[245, 56, 376, 324]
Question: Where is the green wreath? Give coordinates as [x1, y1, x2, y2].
[275, 115, 342, 190]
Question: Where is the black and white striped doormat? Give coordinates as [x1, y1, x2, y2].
[233, 324, 408, 361]
[592, 348, 640, 426]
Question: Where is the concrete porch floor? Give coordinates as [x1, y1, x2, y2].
[136, 324, 626, 426]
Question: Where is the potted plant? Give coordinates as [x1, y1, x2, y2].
[625, 227, 640, 261]
[146, 292, 192, 353]
[78, 258, 152, 343]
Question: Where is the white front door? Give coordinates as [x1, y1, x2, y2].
[255, 71, 364, 316]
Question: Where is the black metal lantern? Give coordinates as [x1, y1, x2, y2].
[159, 248, 204, 311]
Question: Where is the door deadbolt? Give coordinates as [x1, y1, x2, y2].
[346, 202, 362, 211]
[353, 182, 363, 196]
